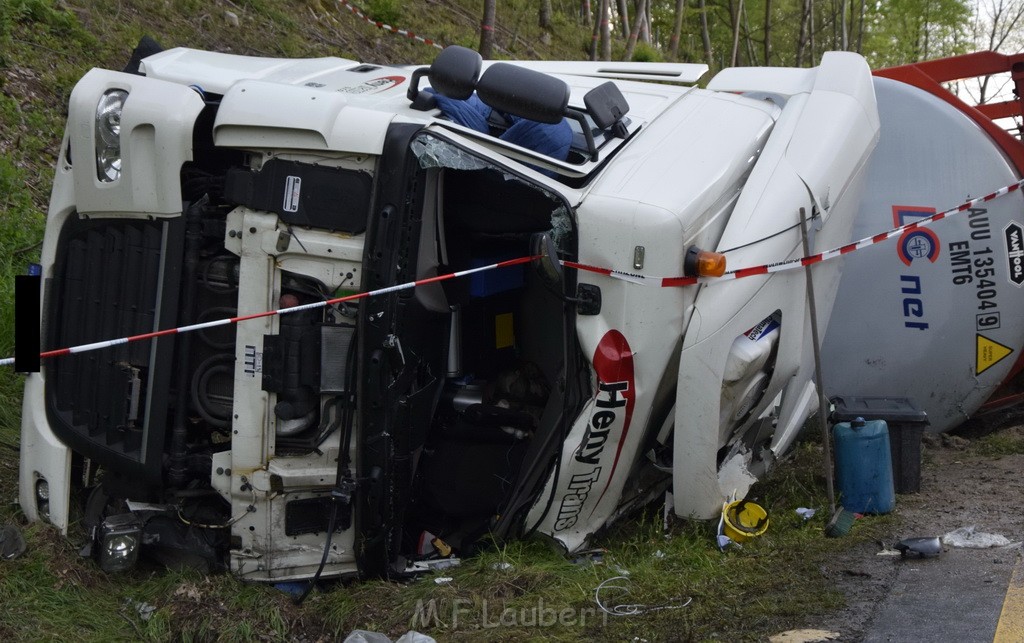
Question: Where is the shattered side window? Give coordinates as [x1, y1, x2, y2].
[550, 205, 572, 247]
[412, 134, 490, 171]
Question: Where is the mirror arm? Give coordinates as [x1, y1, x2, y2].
[565, 109, 597, 162]
[407, 67, 429, 102]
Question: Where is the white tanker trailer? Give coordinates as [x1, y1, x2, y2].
[822, 52, 1024, 434]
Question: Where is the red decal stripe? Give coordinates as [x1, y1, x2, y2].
[588, 330, 636, 516]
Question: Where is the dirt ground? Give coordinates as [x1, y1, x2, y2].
[811, 419, 1024, 641]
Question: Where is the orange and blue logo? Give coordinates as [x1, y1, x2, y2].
[893, 205, 940, 266]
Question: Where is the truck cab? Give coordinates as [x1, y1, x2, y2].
[19, 44, 879, 579]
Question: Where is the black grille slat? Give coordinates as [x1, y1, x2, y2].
[56, 238, 84, 426]
[45, 217, 185, 482]
[95, 228, 125, 437]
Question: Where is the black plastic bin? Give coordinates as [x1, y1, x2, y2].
[830, 396, 930, 494]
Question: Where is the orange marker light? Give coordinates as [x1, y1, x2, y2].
[684, 246, 727, 277]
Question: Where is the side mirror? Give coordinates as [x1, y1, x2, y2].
[530, 232, 563, 288]
[408, 45, 482, 104]
[584, 81, 629, 132]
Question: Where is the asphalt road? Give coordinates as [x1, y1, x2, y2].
[861, 547, 1021, 642]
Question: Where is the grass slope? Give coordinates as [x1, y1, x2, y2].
[1, 1, 888, 640]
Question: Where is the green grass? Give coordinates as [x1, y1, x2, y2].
[294, 440, 890, 641]
[971, 430, 1024, 457]
[0, 2, 897, 641]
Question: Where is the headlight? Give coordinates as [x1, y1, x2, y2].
[95, 89, 128, 182]
[35, 477, 50, 522]
[96, 514, 142, 573]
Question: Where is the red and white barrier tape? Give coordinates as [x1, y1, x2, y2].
[4, 178, 1023, 367]
[566, 179, 1024, 288]
[0, 256, 535, 367]
[336, 0, 445, 50]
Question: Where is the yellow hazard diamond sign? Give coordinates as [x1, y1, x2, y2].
[977, 334, 1014, 375]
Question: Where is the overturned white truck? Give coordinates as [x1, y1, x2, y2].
[16, 40, 1020, 580]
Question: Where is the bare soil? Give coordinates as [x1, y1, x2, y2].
[813, 422, 1024, 641]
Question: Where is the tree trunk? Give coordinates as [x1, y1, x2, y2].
[699, 0, 714, 67]
[922, 0, 931, 60]
[809, 0, 816, 64]
[764, 0, 772, 65]
[624, 0, 647, 59]
[601, 0, 612, 60]
[743, 0, 758, 65]
[730, 0, 743, 66]
[581, 0, 592, 25]
[855, 0, 865, 53]
[645, 0, 653, 42]
[669, 0, 686, 59]
[539, 0, 551, 29]
[618, 0, 631, 39]
[589, 0, 602, 59]
[794, 0, 811, 66]
[480, 0, 497, 58]
[840, 0, 849, 49]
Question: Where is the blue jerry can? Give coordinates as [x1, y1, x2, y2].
[833, 417, 896, 514]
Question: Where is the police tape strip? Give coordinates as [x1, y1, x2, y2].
[565, 178, 1024, 288]
[3, 178, 1023, 367]
[336, 0, 445, 50]
[0, 256, 536, 367]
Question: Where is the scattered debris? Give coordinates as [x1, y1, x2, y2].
[406, 557, 461, 573]
[594, 576, 692, 616]
[663, 491, 674, 534]
[824, 507, 857, 538]
[343, 631, 436, 643]
[894, 537, 942, 558]
[224, 11, 240, 27]
[716, 499, 741, 550]
[491, 561, 513, 571]
[432, 577, 453, 585]
[942, 526, 1020, 549]
[722, 499, 770, 542]
[941, 434, 970, 450]
[124, 599, 157, 621]
[172, 582, 203, 601]
[796, 507, 817, 520]
[653, 549, 666, 559]
[768, 629, 841, 642]
[571, 548, 608, 565]
[0, 524, 26, 560]
[274, 581, 310, 598]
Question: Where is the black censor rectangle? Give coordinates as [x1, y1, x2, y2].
[15, 274, 41, 373]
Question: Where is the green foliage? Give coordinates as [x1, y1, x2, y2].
[631, 41, 664, 62]
[367, 0, 404, 26]
[0, 0, 79, 37]
[0, 0, 80, 66]
[861, 0, 973, 67]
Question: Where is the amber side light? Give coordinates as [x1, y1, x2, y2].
[684, 246, 727, 277]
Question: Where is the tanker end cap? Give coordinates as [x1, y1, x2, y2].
[685, 246, 727, 278]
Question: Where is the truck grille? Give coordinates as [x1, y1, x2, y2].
[45, 217, 184, 483]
